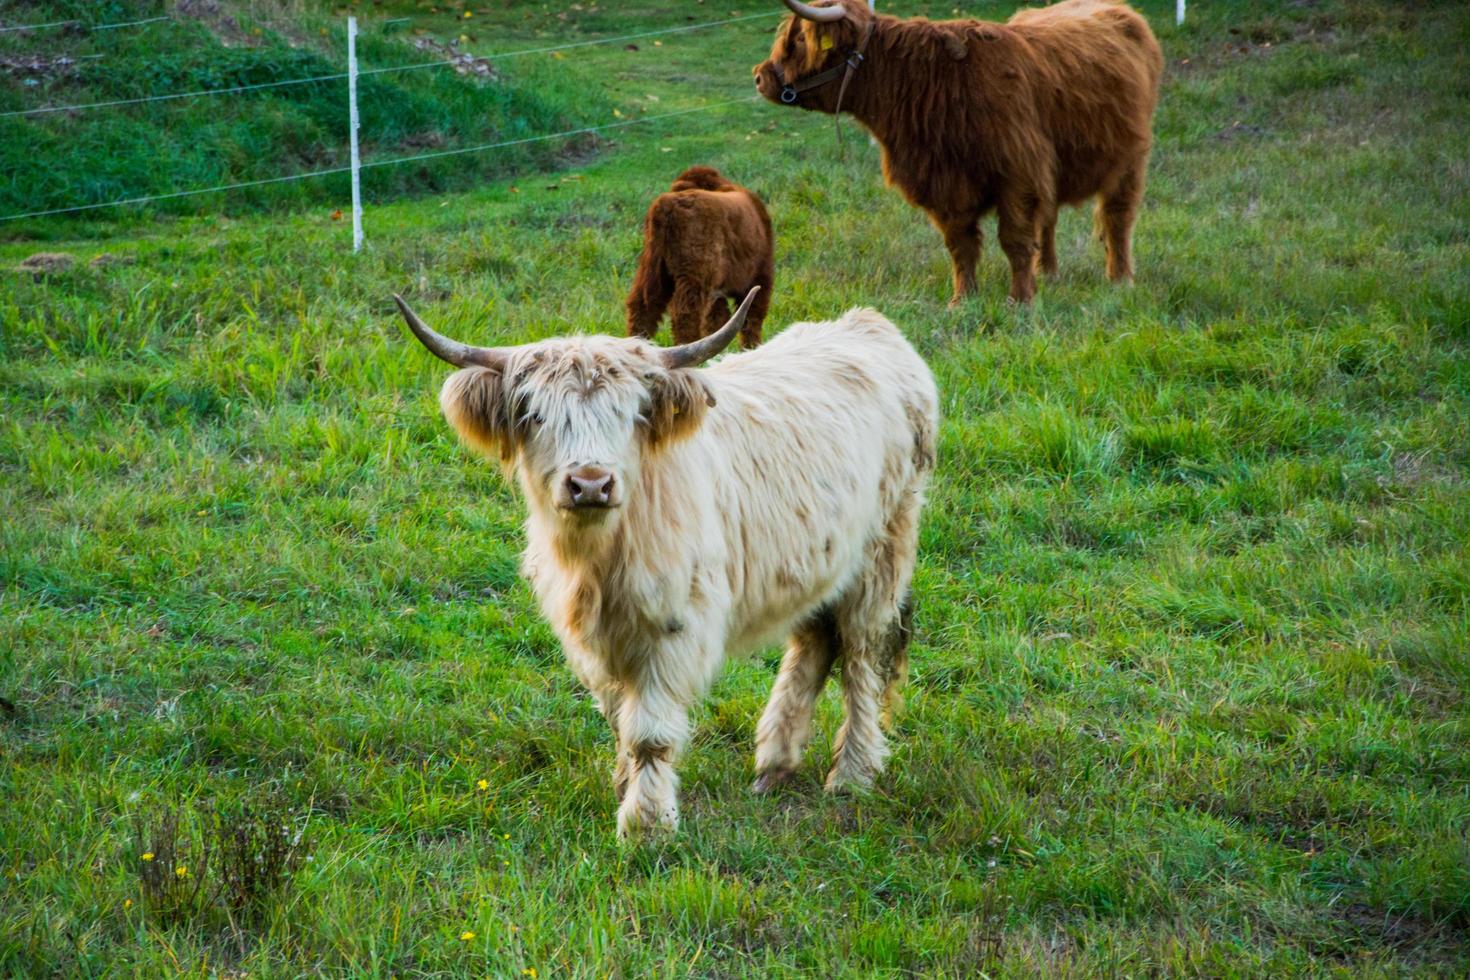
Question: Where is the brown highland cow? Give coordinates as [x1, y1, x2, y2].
[753, 0, 1163, 305]
[626, 167, 773, 349]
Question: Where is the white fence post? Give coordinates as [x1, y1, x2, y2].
[1177, 0, 1186, 26]
[347, 16, 363, 253]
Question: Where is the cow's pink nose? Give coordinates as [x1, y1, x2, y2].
[565, 468, 615, 507]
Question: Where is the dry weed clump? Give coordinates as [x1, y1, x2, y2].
[131, 796, 308, 926]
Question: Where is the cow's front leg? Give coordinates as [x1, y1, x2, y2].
[594, 686, 634, 801]
[932, 211, 982, 307]
[616, 688, 690, 837]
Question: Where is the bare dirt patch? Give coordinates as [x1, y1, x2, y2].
[176, 0, 257, 47]
[410, 36, 499, 80]
[0, 54, 84, 82]
[16, 252, 73, 275]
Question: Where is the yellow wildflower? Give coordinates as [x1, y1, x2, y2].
[140, 852, 154, 862]
[463, 10, 473, 17]
[477, 779, 489, 791]
[175, 866, 189, 878]
[460, 930, 476, 941]
[502, 833, 510, 840]
[123, 899, 133, 910]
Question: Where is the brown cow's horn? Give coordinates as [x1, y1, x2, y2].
[660, 287, 759, 370]
[781, 0, 847, 23]
[394, 294, 509, 370]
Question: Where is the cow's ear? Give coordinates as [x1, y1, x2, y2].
[645, 369, 713, 446]
[801, 18, 849, 68]
[441, 366, 514, 462]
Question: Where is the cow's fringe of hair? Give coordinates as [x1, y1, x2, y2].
[441, 366, 515, 463]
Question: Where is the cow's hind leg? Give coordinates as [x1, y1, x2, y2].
[752, 609, 839, 794]
[827, 601, 912, 793]
[669, 279, 712, 345]
[826, 503, 922, 793]
[741, 270, 772, 349]
[1096, 162, 1146, 283]
[704, 294, 731, 340]
[1039, 208, 1059, 277]
[626, 256, 673, 339]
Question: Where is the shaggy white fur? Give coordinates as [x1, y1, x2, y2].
[436, 307, 937, 836]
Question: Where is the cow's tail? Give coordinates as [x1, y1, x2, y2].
[636, 244, 669, 310]
[879, 591, 914, 729]
[642, 197, 682, 294]
[627, 200, 679, 335]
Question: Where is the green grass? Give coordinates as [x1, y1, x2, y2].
[3, 0, 1469, 974]
[0, 0, 603, 219]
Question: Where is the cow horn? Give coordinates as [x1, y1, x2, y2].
[780, 0, 847, 24]
[659, 287, 759, 370]
[394, 294, 509, 370]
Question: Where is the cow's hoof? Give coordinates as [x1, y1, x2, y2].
[824, 767, 876, 795]
[751, 768, 794, 795]
[617, 802, 678, 840]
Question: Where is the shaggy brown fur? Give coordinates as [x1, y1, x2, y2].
[626, 166, 774, 348]
[753, 0, 1163, 304]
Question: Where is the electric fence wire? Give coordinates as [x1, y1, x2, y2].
[1, 12, 779, 118]
[0, 95, 762, 222]
[0, 15, 170, 34]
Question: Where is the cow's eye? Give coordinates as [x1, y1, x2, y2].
[528, 412, 544, 426]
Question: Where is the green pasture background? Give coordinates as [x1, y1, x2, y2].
[2, 0, 1468, 974]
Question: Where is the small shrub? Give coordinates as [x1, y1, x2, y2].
[210, 798, 308, 920]
[130, 795, 309, 926]
[132, 805, 212, 922]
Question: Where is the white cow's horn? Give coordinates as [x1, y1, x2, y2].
[781, 0, 847, 23]
[660, 287, 759, 370]
[394, 294, 510, 370]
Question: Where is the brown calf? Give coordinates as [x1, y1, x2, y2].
[626, 167, 774, 348]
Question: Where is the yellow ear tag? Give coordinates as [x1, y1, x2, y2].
[819, 34, 834, 50]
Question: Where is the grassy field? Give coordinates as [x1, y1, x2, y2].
[0, 0, 601, 218]
[3, 0, 1469, 974]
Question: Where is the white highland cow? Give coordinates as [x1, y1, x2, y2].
[396, 288, 937, 836]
